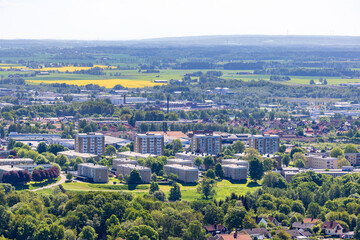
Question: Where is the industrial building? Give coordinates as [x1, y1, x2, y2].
[249, 135, 279, 155]
[77, 163, 109, 183]
[163, 164, 199, 183]
[134, 133, 164, 156]
[223, 164, 248, 181]
[75, 132, 105, 156]
[116, 164, 151, 183]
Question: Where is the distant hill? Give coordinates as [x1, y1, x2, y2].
[1, 35, 360, 48]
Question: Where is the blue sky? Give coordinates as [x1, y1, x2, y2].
[0, 0, 359, 40]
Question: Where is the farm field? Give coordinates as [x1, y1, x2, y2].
[59, 179, 260, 201]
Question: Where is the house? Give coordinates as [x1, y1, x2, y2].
[252, 217, 268, 227]
[240, 228, 270, 240]
[321, 221, 344, 235]
[208, 232, 252, 240]
[292, 222, 315, 231]
[277, 230, 312, 240]
[204, 224, 227, 236]
[303, 218, 320, 224]
[268, 216, 280, 226]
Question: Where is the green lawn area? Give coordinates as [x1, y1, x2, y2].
[60, 179, 260, 201]
[15, 176, 61, 191]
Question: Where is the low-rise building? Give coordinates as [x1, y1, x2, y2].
[116, 151, 156, 160]
[16, 164, 52, 173]
[321, 221, 344, 236]
[116, 164, 151, 183]
[77, 163, 109, 183]
[0, 165, 25, 183]
[163, 164, 199, 183]
[345, 152, 360, 166]
[57, 150, 99, 162]
[306, 155, 338, 169]
[221, 159, 249, 168]
[0, 158, 34, 166]
[166, 158, 193, 167]
[112, 158, 138, 169]
[223, 164, 248, 181]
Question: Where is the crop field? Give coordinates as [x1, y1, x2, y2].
[27, 79, 165, 88]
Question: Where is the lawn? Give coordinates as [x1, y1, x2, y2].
[60, 179, 260, 201]
[14, 176, 61, 191]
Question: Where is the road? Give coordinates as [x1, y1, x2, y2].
[31, 174, 66, 192]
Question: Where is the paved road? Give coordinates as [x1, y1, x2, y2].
[31, 174, 66, 192]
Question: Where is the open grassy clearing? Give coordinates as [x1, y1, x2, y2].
[14, 176, 61, 191]
[60, 179, 260, 201]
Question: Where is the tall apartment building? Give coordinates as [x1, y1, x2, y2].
[191, 133, 222, 155]
[75, 133, 105, 156]
[134, 133, 164, 156]
[77, 163, 109, 183]
[345, 153, 360, 166]
[249, 135, 279, 155]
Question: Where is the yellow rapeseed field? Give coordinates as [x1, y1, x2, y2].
[26, 79, 165, 88]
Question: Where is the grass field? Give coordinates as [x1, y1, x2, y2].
[14, 176, 61, 191]
[60, 179, 260, 201]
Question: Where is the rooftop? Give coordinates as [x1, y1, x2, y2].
[78, 163, 108, 169]
[58, 150, 98, 158]
[222, 164, 248, 169]
[0, 165, 24, 171]
[118, 164, 151, 171]
[164, 164, 198, 171]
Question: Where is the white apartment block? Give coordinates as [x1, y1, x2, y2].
[249, 135, 279, 155]
[134, 133, 164, 156]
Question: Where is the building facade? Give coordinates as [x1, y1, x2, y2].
[116, 164, 151, 183]
[163, 164, 199, 183]
[134, 133, 164, 156]
[75, 133, 105, 156]
[223, 164, 248, 181]
[77, 163, 109, 183]
[191, 133, 222, 155]
[249, 135, 279, 155]
[306, 155, 338, 169]
[345, 153, 360, 166]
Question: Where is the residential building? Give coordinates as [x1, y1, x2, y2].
[75, 133, 105, 156]
[191, 133, 222, 155]
[222, 164, 248, 181]
[134, 133, 164, 156]
[7, 132, 61, 141]
[175, 152, 205, 161]
[252, 217, 268, 227]
[276, 230, 312, 240]
[0, 165, 25, 183]
[249, 135, 279, 155]
[16, 164, 52, 173]
[116, 151, 157, 160]
[116, 164, 151, 183]
[306, 155, 338, 169]
[0, 158, 33, 166]
[221, 159, 249, 168]
[112, 158, 138, 169]
[292, 222, 315, 231]
[163, 164, 199, 183]
[321, 221, 344, 236]
[57, 150, 99, 162]
[48, 139, 75, 149]
[344, 152, 360, 166]
[166, 158, 193, 167]
[77, 163, 109, 183]
[204, 224, 227, 236]
[208, 233, 252, 240]
[240, 228, 270, 240]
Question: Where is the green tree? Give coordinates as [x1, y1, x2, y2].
[183, 220, 206, 240]
[36, 142, 47, 154]
[224, 207, 246, 230]
[290, 147, 304, 158]
[294, 159, 305, 168]
[354, 216, 360, 240]
[168, 183, 181, 201]
[205, 169, 216, 179]
[128, 170, 143, 184]
[263, 158, 275, 171]
[232, 141, 245, 153]
[66, 173, 73, 180]
[171, 139, 183, 154]
[149, 181, 159, 194]
[279, 145, 286, 153]
[204, 156, 214, 169]
[282, 154, 291, 167]
[105, 145, 117, 156]
[338, 156, 351, 168]
[79, 226, 98, 240]
[215, 163, 224, 178]
[344, 144, 359, 153]
[330, 147, 344, 158]
[306, 202, 321, 218]
[7, 138, 15, 150]
[249, 158, 264, 182]
[193, 157, 203, 169]
[197, 177, 216, 199]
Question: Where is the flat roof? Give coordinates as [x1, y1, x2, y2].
[167, 158, 193, 162]
[77, 133, 103, 136]
[118, 164, 151, 171]
[0, 166, 24, 171]
[223, 164, 248, 169]
[78, 163, 108, 169]
[164, 164, 198, 171]
[0, 158, 33, 162]
[58, 150, 98, 158]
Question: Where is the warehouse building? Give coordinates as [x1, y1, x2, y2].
[77, 163, 109, 183]
[164, 164, 199, 183]
[116, 164, 151, 183]
[223, 164, 248, 181]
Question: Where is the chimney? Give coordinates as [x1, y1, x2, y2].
[214, 223, 217, 230]
[167, 95, 170, 114]
[234, 231, 238, 239]
[123, 94, 126, 105]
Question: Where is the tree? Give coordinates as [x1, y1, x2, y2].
[66, 173, 73, 180]
[294, 159, 305, 168]
[36, 142, 47, 154]
[354, 216, 360, 240]
[7, 139, 16, 150]
[243, 214, 258, 229]
[232, 141, 245, 153]
[279, 145, 286, 153]
[306, 202, 321, 218]
[171, 139, 183, 154]
[338, 156, 351, 168]
[262, 172, 288, 189]
[149, 181, 159, 194]
[48, 144, 65, 155]
[310, 79, 315, 85]
[168, 182, 181, 201]
[290, 147, 304, 158]
[105, 145, 116, 156]
[79, 226, 97, 240]
[153, 191, 166, 201]
[330, 147, 344, 158]
[275, 230, 292, 240]
[224, 207, 246, 230]
[293, 152, 307, 165]
[193, 157, 203, 169]
[183, 220, 206, 240]
[205, 169, 216, 179]
[197, 177, 216, 199]
[344, 144, 359, 153]
[204, 156, 214, 169]
[263, 158, 275, 171]
[244, 148, 262, 161]
[282, 154, 291, 167]
[215, 163, 224, 178]
[249, 158, 264, 182]
[128, 170, 142, 184]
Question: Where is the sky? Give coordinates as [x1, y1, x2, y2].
[0, 0, 359, 40]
